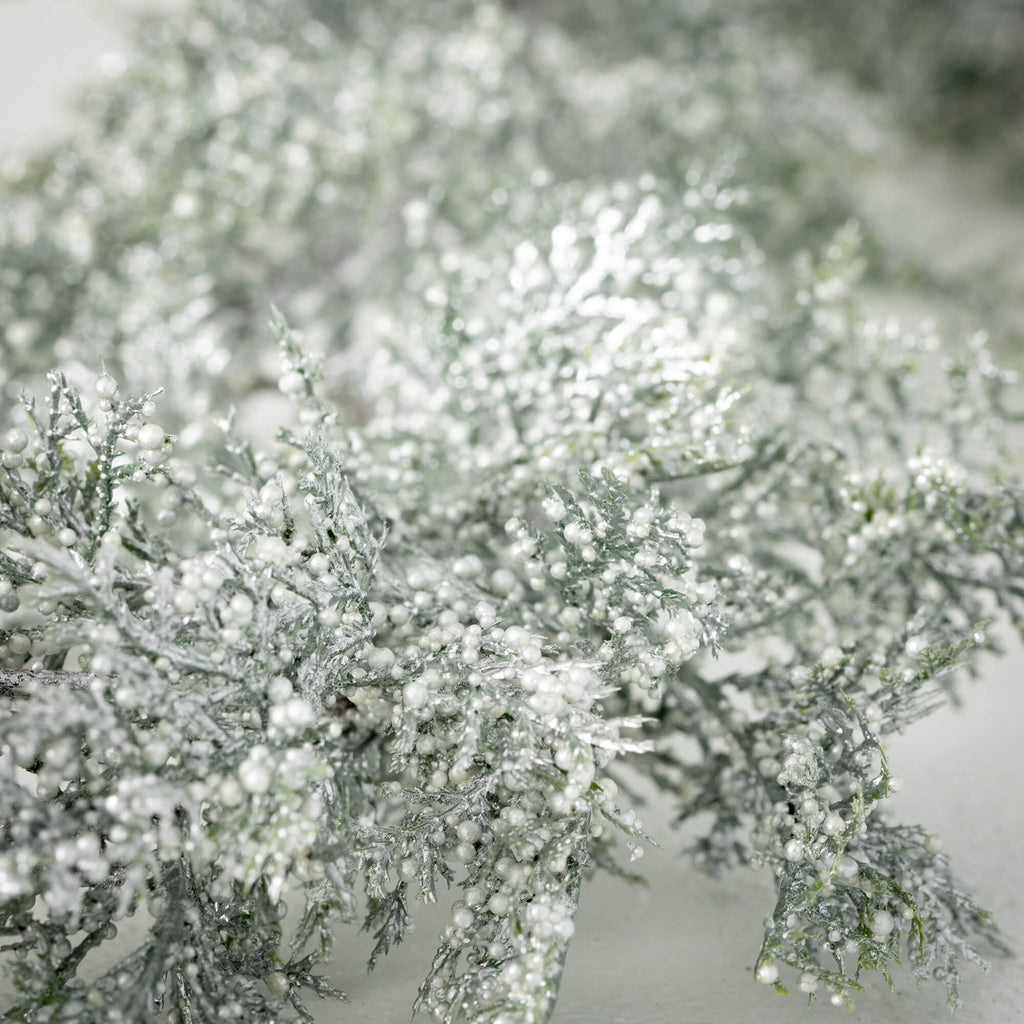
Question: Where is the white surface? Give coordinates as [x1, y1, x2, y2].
[0, 4, 1022, 1022]
[0, 2, 125, 154]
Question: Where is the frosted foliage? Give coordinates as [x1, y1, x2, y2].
[0, 0, 876, 423]
[1, 1, 1023, 1023]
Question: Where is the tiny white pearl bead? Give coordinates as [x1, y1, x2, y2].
[871, 910, 895, 938]
[822, 812, 845, 836]
[267, 676, 293, 703]
[219, 779, 244, 807]
[279, 371, 305, 396]
[403, 681, 429, 708]
[487, 893, 510, 915]
[783, 839, 803, 861]
[266, 971, 290, 996]
[136, 423, 166, 450]
[451, 905, 474, 930]
[367, 646, 396, 671]
[143, 740, 171, 768]
[837, 856, 858, 879]
[3, 428, 28, 453]
[239, 761, 271, 795]
[456, 821, 481, 843]
[229, 593, 254, 622]
[820, 646, 843, 669]
[490, 569, 516, 594]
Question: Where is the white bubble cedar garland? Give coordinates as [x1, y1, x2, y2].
[0, 206, 1021, 1021]
[0, 0, 884, 425]
[0, 3, 1022, 1024]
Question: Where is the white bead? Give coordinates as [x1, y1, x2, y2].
[219, 779, 244, 807]
[143, 740, 171, 768]
[783, 839, 803, 861]
[924, 833, 943, 854]
[822, 812, 845, 836]
[490, 569, 516, 594]
[367, 646, 396, 671]
[3, 428, 28, 453]
[456, 820, 481, 843]
[451, 905, 474, 930]
[453, 555, 483, 578]
[279, 370, 305, 397]
[837, 856, 858, 879]
[542, 499, 566, 522]
[266, 972, 290, 996]
[487, 893, 510, 915]
[503, 626, 530, 649]
[755, 962, 779, 984]
[905, 635, 926, 655]
[820, 646, 843, 669]
[502, 961, 522, 982]
[558, 606, 581, 629]
[180, 571, 202, 593]
[137, 423, 166, 450]
[318, 606, 340, 627]
[283, 698, 314, 728]
[403, 681, 429, 708]
[229, 593, 254, 622]
[870, 910, 894, 938]
[239, 760, 271, 795]
[8, 634, 31, 655]
[95, 374, 118, 399]
[389, 604, 411, 625]
[267, 676, 293, 703]
[308, 553, 330, 575]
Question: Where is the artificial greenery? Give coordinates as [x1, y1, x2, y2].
[1, 1, 1022, 1022]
